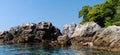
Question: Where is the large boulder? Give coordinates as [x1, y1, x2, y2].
[72, 22, 101, 38]
[34, 22, 62, 41]
[93, 26, 120, 49]
[0, 30, 4, 36]
[56, 23, 76, 46]
[57, 35, 70, 46]
[0, 30, 5, 43]
[62, 23, 76, 38]
[0, 31, 13, 43]
[70, 22, 101, 46]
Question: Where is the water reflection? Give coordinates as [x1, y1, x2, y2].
[0, 43, 120, 55]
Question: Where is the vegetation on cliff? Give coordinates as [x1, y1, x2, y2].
[79, 0, 120, 27]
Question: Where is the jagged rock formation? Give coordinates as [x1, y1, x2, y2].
[57, 35, 70, 46]
[57, 23, 76, 46]
[62, 23, 76, 38]
[1, 21, 120, 51]
[69, 22, 120, 51]
[70, 22, 101, 46]
[0, 21, 62, 44]
[72, 22, 101, 38]
[93, 26, 120, 51]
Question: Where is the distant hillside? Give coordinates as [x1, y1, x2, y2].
[79, 0, 120, 27]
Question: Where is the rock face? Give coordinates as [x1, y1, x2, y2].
[57, 23, 76, 46]
[34, 22, 61, 41]
[93, 26, 120, 50]
[69, 22, 120, 51]
[0, 30, 4, 36]
[0, 21, 62, 44]
[70, 22, 101, 46]
[57, 35, 70, 46]
[62, 23, 76, 38]
[72, 22, 101, 38]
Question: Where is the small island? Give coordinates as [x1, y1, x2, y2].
[0, 0, 120, 55]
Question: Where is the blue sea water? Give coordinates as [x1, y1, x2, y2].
[0, 43, 120, 55]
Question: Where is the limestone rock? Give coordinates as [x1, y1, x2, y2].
[57, 35, 70, 46]
[70, 22, 101, 46]
[0, 21, 61, 44]
[72, 22, 101, 38]
[62, 23, 76, 38]
[93, 26, 120, 48]
[34, 22, 62, 41]
[36, 21, 52, 30]
[0, 30, 5, 36]
[20, 22, 36, 27]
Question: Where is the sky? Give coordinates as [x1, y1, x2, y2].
[0, 0, 105, 30]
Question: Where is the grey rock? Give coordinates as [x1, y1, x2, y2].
[62, 23, 76, 38]
[0, 21, 61, 44]
[0, 30, 5, 36]
[72, 22, 101, 38]
[93, 26, 120, 48]
[34, 22, 61, 41]
[36, 21, 52, 30]
[57, 35, 70, 46]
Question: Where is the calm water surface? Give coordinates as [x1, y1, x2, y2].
[0, 43, 120, 55]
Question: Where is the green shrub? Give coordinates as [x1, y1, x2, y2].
[79, 0, 120, 27]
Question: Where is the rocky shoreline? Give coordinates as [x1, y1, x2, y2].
[0, 21, 120, 51]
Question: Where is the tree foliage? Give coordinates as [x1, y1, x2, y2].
[79, 0, 120, 27]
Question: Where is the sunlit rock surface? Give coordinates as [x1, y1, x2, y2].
[72, 22, 101, 38]
[0, 30, 5, 35]
[62, 23, 76, 38]
[70, 22, 101, 46]
[57, 23, 76, 46]
[57, 35, 70, 46]
[93, 26, 120, 51]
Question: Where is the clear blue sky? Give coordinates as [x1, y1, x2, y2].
[0, 0, 105, 30]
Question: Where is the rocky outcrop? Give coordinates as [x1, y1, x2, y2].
[34, 22, 61, 41]
[92, 26, 120, 51]
[69, 22, 120, 51]
[62, 23, 76, 38]
[70, 22, 101, 46]
[72, 22, 101, 38]
[57, 23, 76, 46]
[57, 35, 70, 46]
[0, 30, 4, 35]
[0, 21, 62, 44]
[1, 21, 120, 51]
